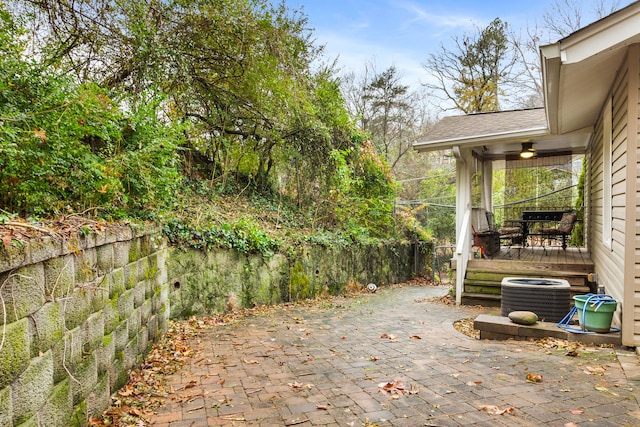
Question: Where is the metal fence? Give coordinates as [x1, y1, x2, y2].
[433, 245, 455, 284]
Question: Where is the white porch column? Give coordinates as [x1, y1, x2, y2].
[453, 146, 473, 305]
[481, 158, 493, 213]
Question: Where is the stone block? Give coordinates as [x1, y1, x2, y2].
[133, 281, 146, 308]
[96, 333, 115, 375]
[140, 299, 152, 325]
[1, 263, 46, 324]
[103, 227, 118, 245]
[108, 356, 127, 392]
[37, 378, 72, 427]
[52, 327, 82, 383]
[0, 240, 28, 273]
[159, 282, 169, 306]
[95, 245, 114, 275]
[0, 318, 30, 390]
[146, 253, 159, 280]
[127, 307, 141, 340]
[117, 289, 135, 321]
[136, 258, 149, 283]
[123, 262, 138, 290]
[11, 350, 54, 425]
[62, 287, 93, 331]
[82, 312, 105, 353]
[0, 386, 12, 427]
[89, 277, 109, 313]
[28, 235, 61, 264]
[77, 231, 97, 251]
[123, 339, 138, 372]
[108, 268, 126, 299]
[43, 254, 75, 301]
[159, 303, 169, 332]
[155, 249, 168, 286]
[139, 235, 153, 258]
[103, 297, 120, 335]
[70, 354, 97, 405]
[113, 321, 129, 353]
[137, 325, 149, 355]
[28, 302, 64, 357]
[86, 374, 110, 419]
[74, 248, 97, 283]
[115, 225, 133, 242]
[147, 314, 158, 342]
[127, 238, 141, 263]
[112, 240, 131, 269]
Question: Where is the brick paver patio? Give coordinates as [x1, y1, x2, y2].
[151, 285, 640, 426]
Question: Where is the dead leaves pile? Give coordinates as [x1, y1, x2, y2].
[453, 318, 480, 339]
[91, 317, 212, 426]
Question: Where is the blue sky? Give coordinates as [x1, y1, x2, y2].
[284, 0, 617, 90]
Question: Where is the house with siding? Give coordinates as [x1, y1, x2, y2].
[414, 1, 640, 347]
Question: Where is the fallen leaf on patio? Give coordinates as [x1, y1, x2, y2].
[564, 423, 579, 427]
[584, 366, 606, 375]
[466, 381, 482, 386]
[218, 379, 225, 385]
[526, 373, 543, 383]
[341, 336, 347, 339]
[378, 380, 408, 395]
[288, 382, 304, 388]
[183, 380, 198, 389]
[410, 335, 422, 339]
[243, 359, 259, 364]
[370, 356, 379, 361]
[565, 350, 579, 357]
[409, 384, 419, 394]
[595, 385, 619, 396]
[479, 405, 515, 415]
[316, 404, 328, 410]
[569, 409, 584, 415]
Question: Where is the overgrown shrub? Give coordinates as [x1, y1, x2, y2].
[0, 10, 181, 218]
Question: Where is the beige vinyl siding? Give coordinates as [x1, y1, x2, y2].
[589, 49, 628, 340]
[630, 45, 640, 346]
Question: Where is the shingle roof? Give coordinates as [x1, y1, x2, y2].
[421, 108, 548, 143]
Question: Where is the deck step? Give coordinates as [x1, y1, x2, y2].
[461, 292, 501, 307]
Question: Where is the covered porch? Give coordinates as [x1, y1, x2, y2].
[415, 108, 594, 305]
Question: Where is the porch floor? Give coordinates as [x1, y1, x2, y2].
[490, 245, 592, 265]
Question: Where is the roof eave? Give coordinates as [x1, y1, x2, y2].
[413, 126, 549, 152]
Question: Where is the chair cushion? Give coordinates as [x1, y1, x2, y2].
[498, 227, 521, 235]
[557, 213, 577, 234]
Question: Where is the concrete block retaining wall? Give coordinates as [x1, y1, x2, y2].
[166, 243, 421, 319]
[0, 224, 425, 426]
[0, 226, 169, 427]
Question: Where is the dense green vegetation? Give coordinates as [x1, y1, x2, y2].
[0, 1, 407, 251]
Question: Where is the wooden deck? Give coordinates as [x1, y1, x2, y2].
[456, 245, 595, 305]
[491, 245, 593, 265]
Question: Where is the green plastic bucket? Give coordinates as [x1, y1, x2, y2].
[573, 294, 618, 333]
